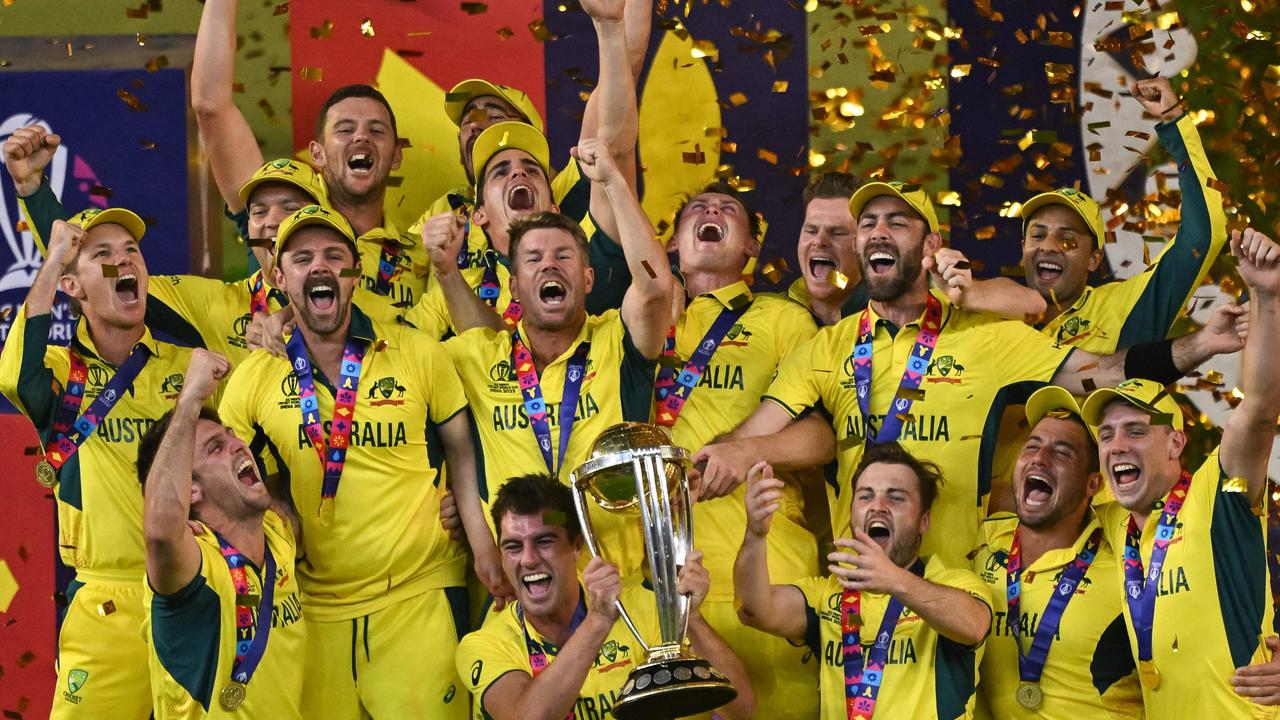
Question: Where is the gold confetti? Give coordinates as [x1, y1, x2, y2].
[772, 80, 789, 92]
[973, 226, 996, 240]
[833, 270, 850, 289]
[757, 149, 778, 165]
[682, 144, 705, 165]
[360, 18, 375, 37]
[144, 54, 168, 73]
[258, 99, 276, 118]
[641, 260, 657, 279]
[101, 264, 119, 278]
[728, 92, 748, 106]
[136, 32, 147, 46]
[760, 258, 784, 284]
[311, 21, 333, 40]
[1222, 476, 1248, 493]
[273, 3, 290, 16]
[98, 600, 117, 616]
[497, 27, 514, 40]
[900, 388, 926, 401]
[338, 268, 362, 277]
[300, 66, 323, 82]
[528, 18, 551, 42]
[116, 89, 147, 113]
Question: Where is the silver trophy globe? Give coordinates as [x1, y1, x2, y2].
[569, 422, 737, 720]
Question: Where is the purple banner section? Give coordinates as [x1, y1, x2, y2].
[0, 67, 190, 411]
[543, 3, 810, 289]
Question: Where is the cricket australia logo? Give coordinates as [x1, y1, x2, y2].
[366, 376, 407, 406]
[722, 322, 752, 347]
[63, 668, 89, 704]
[161, 373, 184, 399]
[1055, 315, 1092, 346]
[925, 355, 964, 384]
[595, 639, 633, 672]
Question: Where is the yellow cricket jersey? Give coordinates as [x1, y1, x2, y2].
[145, 511, 305, 719]
[1038, 114, 1226, 354]
[971, 513, 1141, 719]
[352, 218, 427, 312]
[0, 310, 207, 574]
[457, 584, 655, 720]
[764, 290, 1074, 565]
[793, 556, 992, 720]
[145, 271, 403, 365]
[444, 310, 656, 574]
[1097, 449, 1276, 717]
[217, 305, 468, 621]
[666, 282, 819, 600]
[784, 277, 870, 325]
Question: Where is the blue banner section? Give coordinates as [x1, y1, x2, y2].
[946, 5, 1087, 277]
[543, 3, 810, 287]
[0, 67, 190, 411]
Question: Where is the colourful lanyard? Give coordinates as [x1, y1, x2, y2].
[517, 598, 588, 719]
[1007, 526, 1102, 682]
[653, 300, 751, 428]
[841, 558, 924, 719]
[248, 270, 269, 316]
[853, 294, 943, 443]
[214, 532, 277, 688]
[1123, 471, 1192, 664]
[285, 328, 367, 525]
[375, 239, 401, 296]
[44, 330, 151, 473]
[511, 330, 590, 477]
[479, 252, 522, 329]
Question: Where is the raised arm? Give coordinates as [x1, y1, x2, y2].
[1220, 229, 1280, 502]
[3, 125, 71, 254]
[830, 531, 991, 646]
[144, 350, 231, 595]
[421, 211, 505, 333]
[480, 557, 622, 720]
[734, 462, 811, 642]
[694, 409, 834, 501]
[437, 408, 513, 606]
[679, 550, 756, 720]
[578, 0, 640, 243]
[926, 247, 1048, 320]
[575, 138, 672, 357]
[192, 0, 266, 212]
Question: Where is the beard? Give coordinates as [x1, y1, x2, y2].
[293, 274, 351, 336]
[861, 239, 926, 302]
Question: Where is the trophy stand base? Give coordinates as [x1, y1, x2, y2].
[614, 657, 737, 720]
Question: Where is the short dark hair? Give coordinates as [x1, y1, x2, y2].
[490, 474, 581, 542]
[314, 84, 399, 141]
[673, 181, 762, 242]
[1033, 413, 1101, 474]
[508, 211, 590, 261]
[851, 442, 943, 513]
[137, 405, 224, 499]
[803, 171, 862, 207]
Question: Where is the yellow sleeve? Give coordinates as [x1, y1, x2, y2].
[455, 622, 532, 711]
[763, 331, 829, 417]
[411, 334, 468, 424]
[402, 283, 451, 340]
[0, 307, 69, 434]
[353, 289, 405, 327]
[218, 353, 278, 477]
[933, 565, 995, 612]
[791, 575, 834, 612]
[987, 320, 1073, 386]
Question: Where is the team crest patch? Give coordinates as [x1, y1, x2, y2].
[722, 322, 752, 346]
[925, 355, 964, 384]
[161, 373, 184, 399]
[1055, 316, 1092, 345]
[67, 669, 88, 695]
[366, 376, 406, 406]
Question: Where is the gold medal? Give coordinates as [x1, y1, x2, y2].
[1015, 681, 1043, 710]
[1138, 659, 1160, 690]
[35, 459, 57, 488]
[220, 682, 246, 711]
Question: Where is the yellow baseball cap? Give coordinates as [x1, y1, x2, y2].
[68, 207, 147, 241]
[848, 181, 940, 234]
[445, 79, 544, 133]
[1020, 187, 1105, 249]
[238, 158, 328, 207]
[273, 205, 358, 267]
[1025, 385, 1091, 435]
[470, 121, 551, 187]
[1081, 378, 1185, 431]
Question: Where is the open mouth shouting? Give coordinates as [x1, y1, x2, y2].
[538, 279, 568, 307]
[305, 276, 338, 311]
[807, 254, 838, 282]
[236, 457, 262, 488]
[1033, 255, 1065, 285]
[1111, 462, 1141, 492]
[115, 272, 141, 306]
[347, 151, 375, 175]
[521, 571, 553, 599]
[696, 221, 725, 244]
[864, 515, 893, 550]
[1022, 472, 1054, 509]
[866, 248, 897, 276]
[507, 183, 536, 212]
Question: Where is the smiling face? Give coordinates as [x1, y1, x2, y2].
[61, 223, 148, 331]
[458, 95, 526, 185]
[310, 97, 402, 206]
[1095, 401, 1186, 513]
[855, 195, 939, 302]
[474, 149, 555, 256]
[191, 419, 271, 521]
[850, 462, 930, 567]
[272, 227, 359, 337]
[498, 511, 583, 620]
[798, 196, 859, 301]
[672, 191, 758, 278]
[1014, 416, 1100, 529]
[247, 183, 316, 277]
[509, 226, 592, 332]
[1021, 204, 1102, 307]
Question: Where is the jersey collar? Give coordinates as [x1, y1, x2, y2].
[73, 320, 163, 364]
[513, 314, 592, 367]
[1016, 510, 1103, 573]
[357, 215, 415, 249]
[1036, 285, 1094, 330]
[865, 288, 955, 333]
[696, 279, 753, 310]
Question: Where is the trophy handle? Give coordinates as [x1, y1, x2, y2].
[634, 452, 692, 653]
[572, 478, 652, 654]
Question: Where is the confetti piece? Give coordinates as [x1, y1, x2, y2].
[837, 434, 864, 451]
[273, 3, 289, 16]
[144, 54, 168, 73]
[90, 185, 113, 198]
[757, 149, 778, 165]
[772, 80, 789, 92]
[900, 388, 926, 401]
[359, 18, 375, 37]
[258, 99, 276, 119]
[461, 2, 488, 14]
[1082, 378, 1098, 393]
[374, 339, 389, 353]
[682, 144, 705, 165]
[641, 260, 657, 279]
[98, 600, 117, 616]
[126, 4, 148, 18]
[974, 226, 996, 240]
[136, 32, 147, 46]
[728, 92, 748, 106]
[760, 258, 784, 284]
[1223, 476, 1248, 493]
[300, 66, 323, 82]
[311, 21, 333, 40]
[834, 270, 850, 290]
[338, 268, 362, 277]
[117, 88, 148, 112]
[497, 26, 514, 40]
[543, 510, 567, 526]
[246, 238, 273, 248]
[528, 18, 551, 42]
[100, 264, 119, 278]
[953, 260, 972, 270]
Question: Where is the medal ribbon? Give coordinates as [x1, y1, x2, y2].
[517, 597, 588, 720]
[214, 532, 277, 688]
[285, 328, 367, 522]
[478, 252, 522, 329]
[1123, 471, 1192, 663]
[248, 270, 269, 316]
[1007, 526, 1102, 682]
[841, 558, 925, 719]
[512, 330, 590, 477]
[653, 301, 751, 428]
[853, 294, 943, 443]
[375, 239, 401, 296]
[45, 328, 152, 472]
